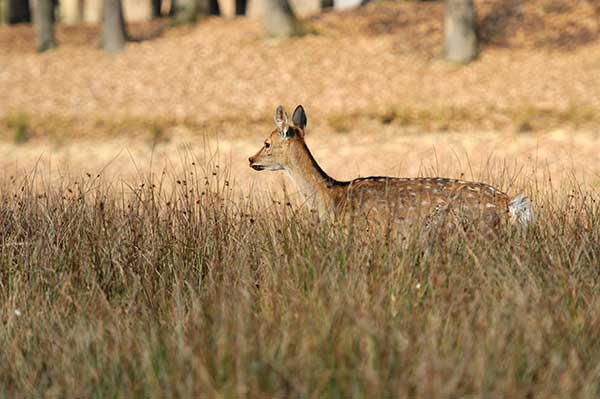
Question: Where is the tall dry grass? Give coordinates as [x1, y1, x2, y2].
[0, 151, 599, 398]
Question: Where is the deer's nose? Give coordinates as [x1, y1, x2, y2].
[248, 156, 254, 164]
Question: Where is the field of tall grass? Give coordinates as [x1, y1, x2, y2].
[0, 151, 599, 398]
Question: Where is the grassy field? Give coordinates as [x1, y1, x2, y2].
[1, 154, 599, 398]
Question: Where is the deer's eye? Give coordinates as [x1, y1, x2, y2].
[264, 142, 271, 149]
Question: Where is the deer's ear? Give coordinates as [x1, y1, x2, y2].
[275, 105, 290, 135]
[292, 105, 307, 130]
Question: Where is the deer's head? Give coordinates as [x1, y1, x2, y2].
[249, 105, 307, 171]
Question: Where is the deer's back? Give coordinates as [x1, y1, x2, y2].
[337, 177, 510, 226]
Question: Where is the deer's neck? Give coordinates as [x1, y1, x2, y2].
[285, 141, 344, 214]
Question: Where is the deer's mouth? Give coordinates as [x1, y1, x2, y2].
[250, 164, 265, 171]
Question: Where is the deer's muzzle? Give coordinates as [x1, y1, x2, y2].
[248, 157, 264, 171]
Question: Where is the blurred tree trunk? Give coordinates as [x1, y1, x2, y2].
[102, 0, 127, 53]
[151, 0, 162, 17]
[33, 0, 57, 52]
[172, 0, 219, 23]
[235, 0, 246, 16]
[78, 0, 84, 21]
[263, 0, 299, 37]
[1, 0, 6, 24]
[209, 0, 219, 15]
[321, 0, 333, 10]
[444, 0, 477, 63]
[8, 0, 31, 23]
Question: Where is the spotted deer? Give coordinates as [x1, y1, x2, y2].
[249, 105, 533, 229]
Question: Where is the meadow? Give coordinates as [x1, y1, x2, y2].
[0, 152, 598, 398]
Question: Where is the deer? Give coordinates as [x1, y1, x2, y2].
[249, 105, 534, 230]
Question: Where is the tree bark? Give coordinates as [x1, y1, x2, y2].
[235, 0, 246, 16]
[172, 0, 197, 23]
[152, 0, 162, 17]
[78, 0, 84, 21]
[8, 0, 31, 24]
[444, 0, 477, 63]
[321, 0, 333, 10]
[209, 0, 219, 15]
[171, 0, 219, 23]
[102, 0, 127, 53]
[263, 0, 299, 38]
[33, 0, 57, 52]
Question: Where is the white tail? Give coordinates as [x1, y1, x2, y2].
[508, 194, 534, 227]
